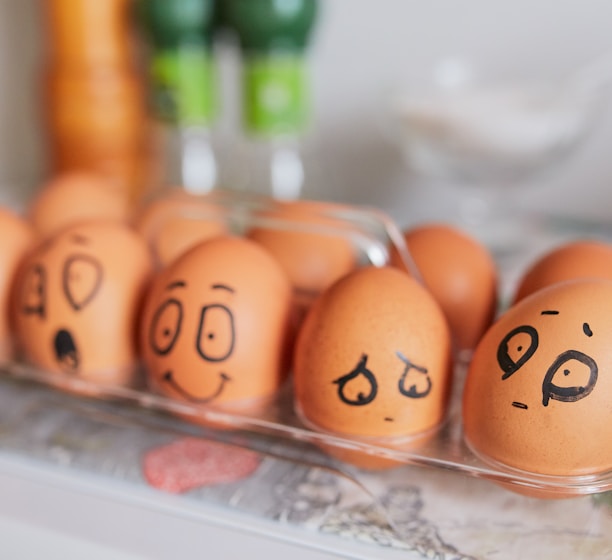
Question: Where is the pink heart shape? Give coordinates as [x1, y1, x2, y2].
[143, 437, 261, 494]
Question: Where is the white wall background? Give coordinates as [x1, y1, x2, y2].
[1, 0, 612, 230]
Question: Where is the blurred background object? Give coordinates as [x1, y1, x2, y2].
[386, 54, 606, 255]
[224, 0, 319, 200]
[1, 1, 612, 239]
[43, 0, 149, 206]
[133, 0, 221, 195]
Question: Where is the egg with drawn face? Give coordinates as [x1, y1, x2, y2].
[463, 279, 612, 477]
[0, 207, 34, 362]
[294, 266, 452, 440]
[13, 221, 153, 386]
[140, 236, 293, 411]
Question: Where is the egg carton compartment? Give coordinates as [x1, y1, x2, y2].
[5, 357, 611, 499]
[7, 189, 611, 500]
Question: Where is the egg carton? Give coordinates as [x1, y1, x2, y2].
[6, 188, 610, 499]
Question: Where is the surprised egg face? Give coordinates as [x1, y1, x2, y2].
[13, 221, 153, 386]
[140, 236, 293, 411]
[463, 279, 612, 477]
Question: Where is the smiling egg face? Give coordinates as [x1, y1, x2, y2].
[140, 236, 293, 410]
[294, 266, 452, 439]
[463, 279, 612, 476]
[13, 221, 153, 386]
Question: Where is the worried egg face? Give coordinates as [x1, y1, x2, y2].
[13, 221, 153, 386]
[463, 279, 612, 476]
[140, 236, 293, 410]
[294, 266, 452, 440]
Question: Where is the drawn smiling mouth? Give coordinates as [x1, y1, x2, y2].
[162, 370, 230, 404]
[54, 329, 80, 373]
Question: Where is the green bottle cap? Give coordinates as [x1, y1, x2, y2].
[224, 0, 318, 53]
[133, 0, 217, 126]
[224, 0, 318, 136]
[134, 0, 215, 50]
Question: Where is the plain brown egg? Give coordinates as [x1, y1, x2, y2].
[140, 236, 293, 418]
[512, 239, 612, 304]
[294, 265, 452, 467]
[247, 200, 358, 308]
[13, 220, 153, 387]
[463, 279, 612, 490]
[133, 190, 229, 268]
[28, 172, 130, 238]
[391, 223, 498, 354]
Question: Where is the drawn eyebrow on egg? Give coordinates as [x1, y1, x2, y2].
[541, 310, 559, 315]
[71, 235, 90, 245]
[212, 284, 235, 293]
[166, 280, 186, 291]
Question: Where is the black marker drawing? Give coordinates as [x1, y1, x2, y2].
[162, 370, 231, 403]
[542, 350, 597, 406]
[63, 254, 103, 311]
[583, 323, 593, 337]
[333, 354, 378, 406]
[150, 298, 183, 356]
[541, 310, 559, 315]
[396, 351, 432, 399]
[22, 264, 46, 319]
[497, 325, 539, 380]
[166, 280, 186, 290]
[512, 401, 528, 410]
[54, 328, 79, 372]
[212, 283, 235, 294]
[196, 304, 235, 362]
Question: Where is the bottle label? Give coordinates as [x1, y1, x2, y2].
[244, 55, 308, 136]
[150, 46, 216, 126]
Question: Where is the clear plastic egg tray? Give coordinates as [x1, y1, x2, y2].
[5, 188, 612, 499]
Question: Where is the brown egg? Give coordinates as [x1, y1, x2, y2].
[247, 200, 358, 308]
[294, 265, 452, 467]
[28, 172, 130, 238]
[140, 236, 293, 416]
[13, 221, 153, 387]
[513, 240, 612, 304]
[0, 208, 35, 361]
[463, 279, 612, 483]
[391, 223, 498, 354]
[134, 190, 228, 267]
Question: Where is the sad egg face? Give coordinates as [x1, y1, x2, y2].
[14, 221, 153, 385]
[294, 266, 452, 440]
[463, 279, 612, 476]
[141, 236, 293, 409]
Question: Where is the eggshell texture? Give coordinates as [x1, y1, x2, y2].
[0, 208, 35, 360]
[294, 266, 452, 440]
[13, 221, 153, 386]
[247, 200, 358, 301]
[513, 240, 612, 304]
[28, 172, 130, 238]
[463, 278, 612, 477]
[392, 223, 498, 353]
[140, 236, 293, 410]
[134, 190, 228, 267]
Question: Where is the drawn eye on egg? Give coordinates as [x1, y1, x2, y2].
[63, 254, 103, 311]
[497, 311, 599, 409]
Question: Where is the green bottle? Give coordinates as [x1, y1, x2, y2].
[133, 0, 221, 193]
[224, 0, 319, 199]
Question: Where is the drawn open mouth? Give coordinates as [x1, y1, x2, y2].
[54, 329, 79, 373]
[162, 370, 230, 404]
